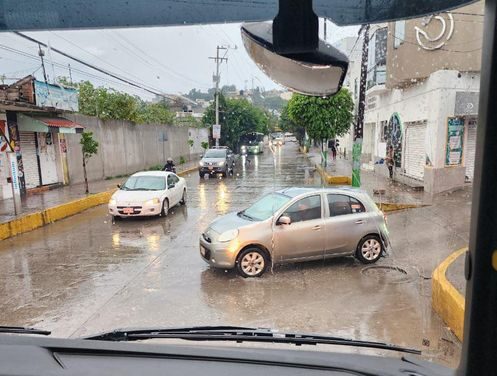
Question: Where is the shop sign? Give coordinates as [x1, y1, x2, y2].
[446, 117, 465, 166]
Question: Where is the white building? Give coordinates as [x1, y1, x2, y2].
[345, 1, 483, 193]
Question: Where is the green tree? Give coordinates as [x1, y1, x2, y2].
[80, 132, 99, 194]
[280, 103, 305, 145]
[287, 89, 353, 164]
[136, 100, 174, 124]
[202, 95, 268, 150]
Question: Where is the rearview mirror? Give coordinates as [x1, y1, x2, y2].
[278, 215, 291, 225]
[241, 22, 348, 96]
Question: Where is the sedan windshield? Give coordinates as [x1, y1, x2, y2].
[122, 176, 166, 191]
[204, 150, 226, 158]
[242, 193, 291, 221]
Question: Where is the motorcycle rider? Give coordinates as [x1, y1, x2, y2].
[163, 157, 176, 173]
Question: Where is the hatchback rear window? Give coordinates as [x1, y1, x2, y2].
[327, 194, 366, 216]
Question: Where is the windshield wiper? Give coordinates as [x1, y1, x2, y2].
[83, 326, 420, 355]
[237, 210, 255, 221]
[0, 326, 51, 336]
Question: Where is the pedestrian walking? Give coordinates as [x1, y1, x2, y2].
[328, 139, 337, 161]
[386, 145, 394, 179]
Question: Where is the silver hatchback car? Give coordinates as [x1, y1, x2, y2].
[199, 187, 390, 277]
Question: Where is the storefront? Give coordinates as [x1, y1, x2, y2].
[16, 113, 83, 190]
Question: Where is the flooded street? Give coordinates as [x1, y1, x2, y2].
[0, 144, 461, 367]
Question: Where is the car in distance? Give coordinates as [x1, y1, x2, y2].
[108, 171, 186, 218]
[199, 187, 389, 277]
[270, 132, 285, 146]
[199, 148, 234, 177]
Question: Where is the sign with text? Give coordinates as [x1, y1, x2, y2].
[212, 124, 221, 139]
[34, 80, 79, 111]
[7, 152, 20, 196]
[446, 117, 465, 166]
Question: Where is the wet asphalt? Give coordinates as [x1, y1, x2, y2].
[0, 143, 465, 368]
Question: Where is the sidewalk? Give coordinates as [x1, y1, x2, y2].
[0, 160, 198, 225]
[305, 147, 433, 206]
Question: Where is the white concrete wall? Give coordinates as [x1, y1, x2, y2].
[64, 114, 208, 184]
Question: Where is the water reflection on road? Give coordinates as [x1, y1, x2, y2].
[0, 143, 459, 367]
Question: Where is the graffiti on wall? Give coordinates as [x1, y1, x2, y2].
[386, 112, 403, 168]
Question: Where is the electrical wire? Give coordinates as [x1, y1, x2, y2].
[111, 30, 211, 88]
[0, 43, 156, 97]
[13, 32, 172, 98]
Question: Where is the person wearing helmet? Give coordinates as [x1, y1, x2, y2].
[163, 157, 176, 173]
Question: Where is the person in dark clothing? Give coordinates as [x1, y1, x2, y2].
[386, 145, 394, 179]
[328, 139, 337, 160]
[163, 157, 176, 173]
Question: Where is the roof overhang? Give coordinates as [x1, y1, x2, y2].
[17, 113, 84, 134]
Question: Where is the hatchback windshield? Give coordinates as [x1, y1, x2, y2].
[204, 150, 226, 158]
[122, 176, 166, 191]
[242, 193, 291, 221]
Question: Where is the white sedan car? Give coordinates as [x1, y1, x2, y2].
[108, 171, 187, 218]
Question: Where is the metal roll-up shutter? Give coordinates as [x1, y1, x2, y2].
[465, 120, 477, 182]
[19, 131, 40, 189]
[404, 122, 426, 180]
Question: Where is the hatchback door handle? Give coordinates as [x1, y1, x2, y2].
[312, 225, 321, 230]
[355, 220, 364, 224]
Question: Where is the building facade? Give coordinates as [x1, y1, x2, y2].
[358, 1, 483, 193]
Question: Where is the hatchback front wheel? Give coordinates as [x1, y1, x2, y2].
[236, 248, 268, 278]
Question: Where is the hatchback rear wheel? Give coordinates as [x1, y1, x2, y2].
[236, 247, 268, 278]
[356, 235, 383, 264]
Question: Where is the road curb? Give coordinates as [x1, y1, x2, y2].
[0, 190, 115, 241]
[432, 247, 466, 341]
[315, 164, 352, 185]
[0, 166, 198, 241]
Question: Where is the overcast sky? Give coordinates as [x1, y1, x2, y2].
[0, 21, 358, 100]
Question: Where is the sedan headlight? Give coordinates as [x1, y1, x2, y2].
[145, 198, 161, 206]
[218, 161, 225, 166]
[199, 161, 204, 167]
[109, 198, 117, 206]
[218, 229, 239, 242]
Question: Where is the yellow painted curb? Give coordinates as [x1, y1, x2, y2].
[377, 202, 422, 213]
[0, 190, 115, 241]
[432, 247, 466, 341]
[0, 166, 197, 241]
[315, 164, 352, 185]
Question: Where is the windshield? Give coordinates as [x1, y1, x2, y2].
[204, 150, 226, 158]
[0, 1, 484, 371]
[122, 176, 166, 191]
[242, 193, 291, 221]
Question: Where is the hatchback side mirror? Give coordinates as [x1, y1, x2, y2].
[278, 215, 291, 225]
[117, 184, 121, 188]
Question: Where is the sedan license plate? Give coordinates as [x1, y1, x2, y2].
[208, 166, 213, 170]
[123, 207, 134, 214]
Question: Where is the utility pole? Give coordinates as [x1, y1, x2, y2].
[209, 46, 228, 147]
[68, 64, 73, 84]
[352, 24, 370, 187]
[38, 44, 49, 83]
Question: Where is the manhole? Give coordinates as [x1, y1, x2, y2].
[361, 265, 414, 284]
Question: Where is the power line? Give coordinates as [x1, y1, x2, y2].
[13, 32, 170, 98]
[111, 30, 211, 88]
[0, 43, 156, 96]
